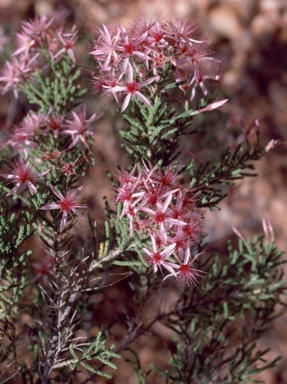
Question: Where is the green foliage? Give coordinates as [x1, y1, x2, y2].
[121, 96, 198, 166]
[109, 204, 150, 269]
[68, 331, 120, 378]
[111, 203, 132, 251]
[22, 54, 86, 115]
[0, 210, 35, 279]
[186, 142, 264, 209]
[0, 269, 28, 381]
[153, 235, 286, 383]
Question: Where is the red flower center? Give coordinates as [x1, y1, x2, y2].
[148, 190, 160, 205]
[126, 81, 139, 94]
[49, 119, 61, 130]
[154, 211, 166, 223]
[19, 170, 31, 183]
[123, 42, 134, 55]
[183, 224, 195, 235]
[152, 32, 163, 43]
[60, 198, 73, 212]
[175, 238, 185, 249]
[64, 41, 73, 50]
[127, 205, 135, 216]
[159, 175, 173, 186]
[172, 209, 181, 219]
[151, 252, 161, 264]
[179, 264, 191, 276]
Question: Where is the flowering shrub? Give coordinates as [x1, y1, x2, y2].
[0, 13, 286, 384]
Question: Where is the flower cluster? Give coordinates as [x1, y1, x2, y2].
[90, 15, 221, 111]
[0, 15, 78, 97]
[115, 164, 205, 286]
[7, 106, 97, 156]
[0, 108, 95, 237]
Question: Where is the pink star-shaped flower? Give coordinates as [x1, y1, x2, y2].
[143, 234, 176, 275]
[0, 157, 49, 196]
[40, 185, 86, 233]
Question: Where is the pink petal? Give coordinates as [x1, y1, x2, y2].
[72, 208, 86, 219]
[193, 99, 228, 115]
[60, 212, 68, 233]
[150, 234, 157, 252]
[39, 168, 50, 177]
[162, 261, 178, 277]
[161, 243, 176, 258]
[121, 94, 132, 112]
[27, 181, 37, 194]
[6, 183, 20, 196]
[139, 77, 155, 87]
[162, 194, 173, 212]
[135, 92, 151, 108]
[126, 61, 133, 82]
[40, 203, 61, 210]
[50, 184, 64, 200]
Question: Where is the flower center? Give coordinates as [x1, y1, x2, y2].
[127, 205, 135, 216]
[152, 32, 163, 43]
[126, 81, 139, 94]
[152, 252, 161, 264]
[49, 119, 61, 130]
[123, 42, 134, 55]
[60, 198, 72, 212]
[154, 211, 166, 223]
[179, 264, 189, 274]
[19, 170, 31, 183]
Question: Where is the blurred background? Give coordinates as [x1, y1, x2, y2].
[0, 0, 286, 382]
